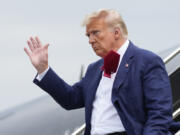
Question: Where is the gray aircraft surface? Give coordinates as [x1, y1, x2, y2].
[0, 45, 179, 135]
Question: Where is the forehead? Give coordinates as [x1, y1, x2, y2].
[86, 18, 107, 33]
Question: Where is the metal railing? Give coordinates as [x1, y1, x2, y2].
[163, 46, 180, 118]
[71, 124, 85, 135]
[71, 46, 180, 135]
[173, 108, 180, 119]
[163, 46, 180, 64]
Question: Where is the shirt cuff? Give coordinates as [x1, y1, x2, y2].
[36, 67, 50, 81]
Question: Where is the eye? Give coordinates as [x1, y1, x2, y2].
[86, 33, 90, 37]
[92, 30, 100, 35]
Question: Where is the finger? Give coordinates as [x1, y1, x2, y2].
[35, 36, 42, 48]
[27, 40, 34, 52]
[44, 44, 49, 54]
[30, 37, 38, 49]
[44, 44, 49, 50]
[24, 47, 32, 57]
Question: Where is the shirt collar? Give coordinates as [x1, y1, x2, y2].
[117, 39, 129, 57]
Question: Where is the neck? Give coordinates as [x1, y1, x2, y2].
[112, 38, 127, 52]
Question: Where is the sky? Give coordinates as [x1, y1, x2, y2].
[0, 0, 180, 111]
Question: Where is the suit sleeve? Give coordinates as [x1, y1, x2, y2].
[33, 67, 85, 110]
[142, 55, 173, 135]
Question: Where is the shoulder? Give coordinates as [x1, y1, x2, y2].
[128, 42, 166, 76]
[130, 42, 163, 65]
[86, 59, 103, 72]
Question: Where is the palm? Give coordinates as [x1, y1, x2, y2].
[31, 47, 47, 66]
[24, 37, 49, 73]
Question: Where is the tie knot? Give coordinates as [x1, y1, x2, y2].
[101, 50, 120, 78]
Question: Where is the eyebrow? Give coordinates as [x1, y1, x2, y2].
[85, 29, 99, 37]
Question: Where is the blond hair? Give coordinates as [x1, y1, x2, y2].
[82, 9, 128, 38]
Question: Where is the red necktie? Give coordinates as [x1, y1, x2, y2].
[101, 50, 120, 78]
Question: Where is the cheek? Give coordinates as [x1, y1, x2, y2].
[96, 33, 105, 41]
[96, 35, 111, 51]
[96, 36, 106, 46]
[102, 39, 114, 52]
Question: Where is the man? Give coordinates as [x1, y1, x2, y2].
[24, 9, 173, 135]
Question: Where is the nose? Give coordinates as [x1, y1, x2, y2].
[89, 34, 95, 44]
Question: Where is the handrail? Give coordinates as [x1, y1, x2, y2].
[163, 46, 180, 64]
[164, 46, 180, 128]
[173, 108, 180, 119]
[72, 46, 180, 135]
[71, 124, 85, 135]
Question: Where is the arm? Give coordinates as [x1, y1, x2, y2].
[142, 55, 173, 135]
[33, 68, 85, 110]
[24, 37, 84, 110]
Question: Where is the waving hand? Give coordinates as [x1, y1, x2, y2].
[24, 37, 49, 74]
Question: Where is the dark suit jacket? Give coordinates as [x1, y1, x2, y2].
[34, 41, 173, 135]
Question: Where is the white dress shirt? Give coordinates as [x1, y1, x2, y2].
[91, 40, 129, 135]
[36, 67, 49, 81]
[36, 40, 130, 135]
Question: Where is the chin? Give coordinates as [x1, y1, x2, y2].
[96, 52, 105, 58]
[94, 49, 106, 57]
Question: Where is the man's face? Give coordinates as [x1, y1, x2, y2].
[86, 19, 115, 57]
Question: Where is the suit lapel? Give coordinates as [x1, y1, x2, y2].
[113, 41, 135, 90]
[86, 60, 103, 124]
[89, 61, 103, 104]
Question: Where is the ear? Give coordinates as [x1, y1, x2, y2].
[114, 28, 122, 40]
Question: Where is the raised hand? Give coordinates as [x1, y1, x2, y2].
[24, 37, 49, 74]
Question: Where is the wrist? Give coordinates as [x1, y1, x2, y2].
[37, 65, 49, 74]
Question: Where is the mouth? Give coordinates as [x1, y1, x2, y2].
[92, 45, 98, 50]
[93, 47, 98, 51]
